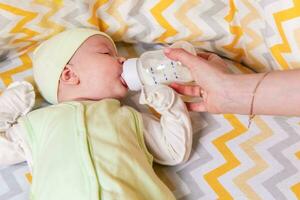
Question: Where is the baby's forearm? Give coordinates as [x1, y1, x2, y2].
[223, 69, 300, 116]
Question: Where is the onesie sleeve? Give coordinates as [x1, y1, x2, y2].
[0, 125, 27, 166]
[0, 81, 35, 167]
[139, 85, 193, 166]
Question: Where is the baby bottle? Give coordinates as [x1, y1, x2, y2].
[121, 41, 196, 91]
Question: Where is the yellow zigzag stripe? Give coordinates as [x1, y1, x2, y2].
[231, 62, 255, 74]
[270, 0, 300, 70]
[88, 0, 109, 32]
[233, 117, 272, 200]
[25, 172, 32, 184]
[291, 183, 300, 199]
[0, 3, 38, 52]
[223, 0, 245, 61]
[0, 54, 32, 86]
[174, 0, 202, 42]
[204, 114, 247, 200]
[151, 0, 178, 43]
[33, 0, 65, 39]
[107, 0, 127, 40]
[240, 0, 266, 72]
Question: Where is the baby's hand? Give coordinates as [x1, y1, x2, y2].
[139, 84, 175, 112]
[0, 81, 35, 131]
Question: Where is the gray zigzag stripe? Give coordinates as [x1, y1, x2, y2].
[261, 21, 276, 38]
[0, 50, 9, 63]
[0, 36, 14, 55]
[260, 18, 277, 70]
[176, 148, 210, 200]
[0, 46, 16, 73]
[62, 2, 90, 27]
[258, 0, 279, 70]
[0, 15, 11, 31]
[259, 0, 276, 9]
[168, 112, 221, 200]
[263, 117, 300, 200]
[128, 0, 153, 42]
[0, 162, 28, 200]
[262, 53, 276, 71]
[199, 0, 227, 57]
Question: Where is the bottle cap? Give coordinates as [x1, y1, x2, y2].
[121, 58, 143, 91]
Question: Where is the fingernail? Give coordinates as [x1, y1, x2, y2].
[169, 82, 177, 87]
[164, 47, 171, 54]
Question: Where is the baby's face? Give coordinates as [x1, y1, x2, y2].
[63, 35, 128, 100]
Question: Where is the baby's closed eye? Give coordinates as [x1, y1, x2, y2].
[97, 51, 110, 55]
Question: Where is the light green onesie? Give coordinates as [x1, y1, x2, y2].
[19, 99, 175, 200]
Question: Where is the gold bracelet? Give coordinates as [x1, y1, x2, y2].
[248, 71, 271, 128]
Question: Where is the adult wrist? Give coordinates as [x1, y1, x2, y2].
[219, 73, 261, 114]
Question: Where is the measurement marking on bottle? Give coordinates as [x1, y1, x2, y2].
[163, 69, 168, 81]
[152, 76, 157, 84]
[150, 67, 154, 74]
[170, 61, 179, 79]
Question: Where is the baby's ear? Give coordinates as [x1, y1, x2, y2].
[59, 64, 80, 85]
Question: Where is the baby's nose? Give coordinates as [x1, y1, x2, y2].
[117, 56, 126, 64]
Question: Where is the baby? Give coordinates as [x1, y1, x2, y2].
[0, 28, 192, 200]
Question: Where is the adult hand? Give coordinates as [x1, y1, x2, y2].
[164, 48, 232, 113]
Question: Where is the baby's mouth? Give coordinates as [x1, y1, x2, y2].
[120, 76, 128, 88]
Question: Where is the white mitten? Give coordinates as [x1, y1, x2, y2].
[139, 84, 175, 113]
[0, 81, 35, 131]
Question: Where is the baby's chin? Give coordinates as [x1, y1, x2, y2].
[117, 88, 129, 99]
[107, 87, 128, 100]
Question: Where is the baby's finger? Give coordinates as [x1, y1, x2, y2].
[186, 102, 207, 112]
[170, 83, 203, 97]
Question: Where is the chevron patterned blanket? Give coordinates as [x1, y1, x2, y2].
[0, 1, 299, 200]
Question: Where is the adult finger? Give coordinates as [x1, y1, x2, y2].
[197, 51, 222, 62]
[169, 83, 203, 97]
[186, 102, 207, 112]
[199, 52, 228, 69]
[164, 48, 205, 72]
[197, 51, 211, 60]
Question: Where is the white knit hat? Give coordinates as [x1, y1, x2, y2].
[33, 28, 116, 104]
